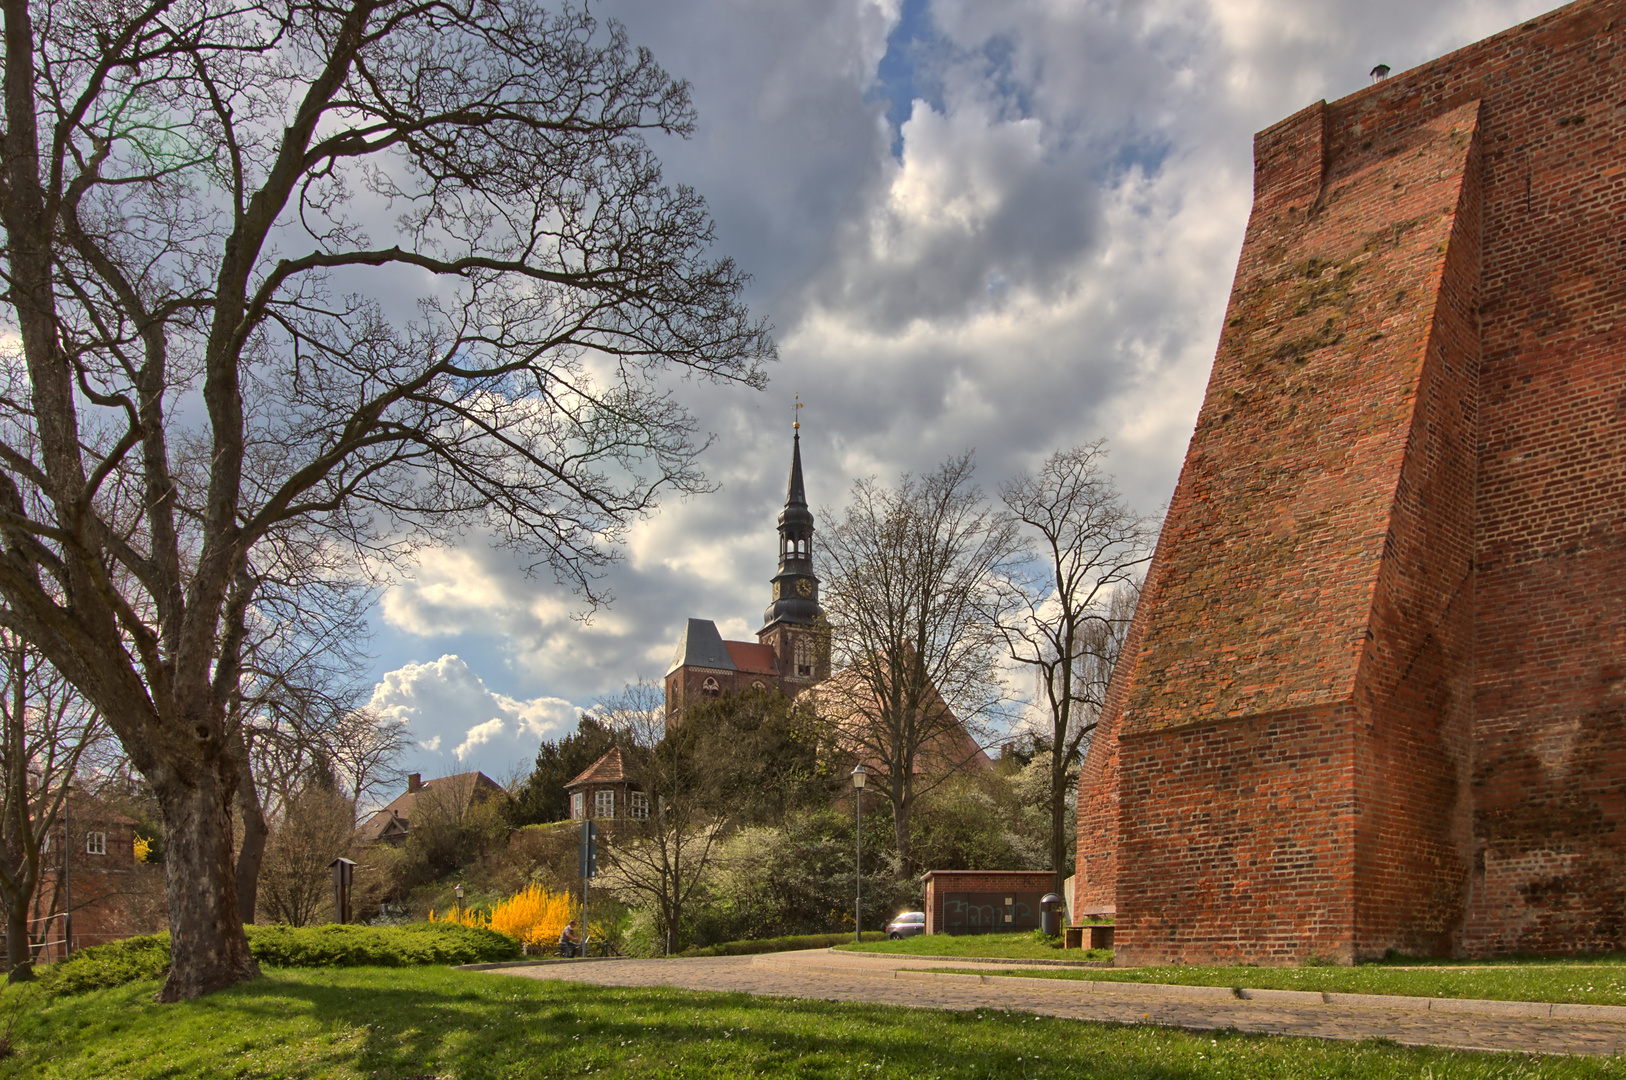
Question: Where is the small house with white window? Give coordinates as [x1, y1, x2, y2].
[563, 747, 647, 822]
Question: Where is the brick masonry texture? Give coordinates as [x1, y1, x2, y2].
[1079, 0, 1626, 964]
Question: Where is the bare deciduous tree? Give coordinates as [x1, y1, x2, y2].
[995, 444, 1150, 897]
[0, 0, 768, 998]
[817, 453, 1021, 879]
[593, 680, 719, 956]
[0, 633, 106, 980]
[257, 779, 356, 928]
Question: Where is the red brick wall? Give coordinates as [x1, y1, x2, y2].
[1081, 0, 1626, 962]
[1118, 707, 1357, 964]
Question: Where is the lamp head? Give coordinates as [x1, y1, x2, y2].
[850, 763, 868, 790]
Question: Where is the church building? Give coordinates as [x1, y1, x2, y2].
[664, 424, 830, 716]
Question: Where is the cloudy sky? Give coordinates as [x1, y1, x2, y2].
[369, 0, 1560, 784]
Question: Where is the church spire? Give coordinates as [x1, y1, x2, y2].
[761, 403, 822, 657]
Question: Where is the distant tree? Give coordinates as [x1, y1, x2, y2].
[398, 775, 512, 887]
[0, 634, 108, 981]
[511, 717, 619, 826]
[817, 453, 1022, 879]
[258, 778, 356, 927]
[591, 681, 722, 955]
[676, 687, 828, 826]
[993, 444, 1151, 896]
[0, 0, 768, 999]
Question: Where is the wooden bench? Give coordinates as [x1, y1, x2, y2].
[1064, 925, 1115, 950]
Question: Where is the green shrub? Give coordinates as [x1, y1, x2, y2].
[37, 933, 172, 995]
[245, 922, 519, 967]
[36, 922, 521, 996]
[680, 931, 885, 957]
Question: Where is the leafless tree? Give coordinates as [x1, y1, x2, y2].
[994, 444, 1151, 896]
[593, 680, 719, 956]
[257, 780, 355, 927]
[0, 632, 107, 980]
[228, 569, 383, 922]
[816, 452, 1022, 879]
[0, 0, 768, 998]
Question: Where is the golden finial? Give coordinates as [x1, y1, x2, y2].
[793, 394, 802, 430]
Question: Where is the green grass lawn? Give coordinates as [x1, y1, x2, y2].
[949, 962, 1626, 1006]
[837, 934, 1111, 963]
[2, 965, 1619, 1079]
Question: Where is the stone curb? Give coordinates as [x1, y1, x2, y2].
[748, 953, 1626, 1022]
[457, 956, 632, 971]
[823, 947, 1112, 969]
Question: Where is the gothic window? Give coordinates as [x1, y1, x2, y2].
[702, 677, 721, 697]
[795, 636, 813, 677]
[752, 681, 766, 691]
[571, 792, 585, 820]
[629, 791, 650, 820]
[595, 789, 616, 819]
[86, 831, 107, 856]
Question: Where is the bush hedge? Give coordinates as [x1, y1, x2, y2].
[38, 921, 521, 995]
[679, 931, 885, 958]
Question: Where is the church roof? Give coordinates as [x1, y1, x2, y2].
[667, 618, 736, 675]
[724, 641, 779, 675]
[778, 430, 813, 531]
[565, 746, 632, 789]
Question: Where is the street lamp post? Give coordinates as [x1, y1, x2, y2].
[850, 765, 868, 945]
[454, 883, 464, 918]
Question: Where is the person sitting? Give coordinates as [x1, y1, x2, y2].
[557, 920, 581, 958]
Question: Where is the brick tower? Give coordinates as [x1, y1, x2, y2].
[664, 422, 829, 715]
[1078, 0, 1626, 964]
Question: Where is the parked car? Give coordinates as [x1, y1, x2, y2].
[885, 911, 926, 939]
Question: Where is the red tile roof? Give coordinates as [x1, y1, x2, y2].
[565, 746, 631, 789]
[723, 641, 779, 675]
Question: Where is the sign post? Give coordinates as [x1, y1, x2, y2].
[578, 820, 597, 955]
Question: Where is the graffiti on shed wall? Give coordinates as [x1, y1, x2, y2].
[942, 892, 1042, 935]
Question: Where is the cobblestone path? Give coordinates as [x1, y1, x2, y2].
[488, 949, 1626, 1057]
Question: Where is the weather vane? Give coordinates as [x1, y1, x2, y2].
[794, 394, 802, 430]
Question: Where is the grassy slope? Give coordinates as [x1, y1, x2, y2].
[4, 967, 1619, 1079]
[837, 935, 1110, 963]
[954, 963, 1626, 1006]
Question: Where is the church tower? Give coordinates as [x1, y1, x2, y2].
[758, 418, 828, 684]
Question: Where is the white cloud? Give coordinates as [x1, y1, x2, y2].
[368, 655, 581, 779]
[365, 0, 1564, 747]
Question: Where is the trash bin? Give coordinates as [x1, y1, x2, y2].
[1039, 893, 1064, 937]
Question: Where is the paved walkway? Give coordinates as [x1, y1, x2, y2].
[488, 949, 1626, 1057]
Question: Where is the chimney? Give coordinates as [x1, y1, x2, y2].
[407, 773, 422, 793]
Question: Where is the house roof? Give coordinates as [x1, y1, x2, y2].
[724, 641, 779, 676]
[356, 771, 505, 843]
[565, 746, 633, 790]
[667, 618, 736, 675]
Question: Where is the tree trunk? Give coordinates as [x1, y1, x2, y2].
[233, 753, 268, 925]
[5, 895, 33, 981]
[890, 794, 912, 881]
[1051, 762, 1068, 900]
[157, 769, 260, 1001]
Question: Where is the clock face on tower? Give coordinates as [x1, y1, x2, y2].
[796, 578, 813, 598]
[772, 581, 781, 600]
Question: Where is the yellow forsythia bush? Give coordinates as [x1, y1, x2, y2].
[429, 884, 590, 948]
[489, 884, 575, 947]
